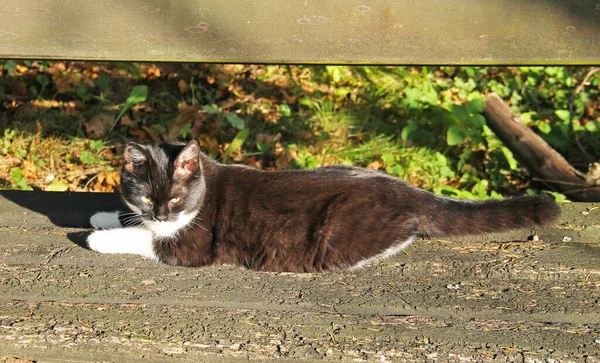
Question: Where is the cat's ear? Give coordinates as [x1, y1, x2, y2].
[174, 140, 200, 179]
[123, 142, 148, 174]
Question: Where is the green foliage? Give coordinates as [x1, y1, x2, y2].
[223, 129, 250, 160]
[2, 61, 597, 199]
[46, 180, 69, 192]
[10, 168, 32, 191]
[107, 85, 149, 136]
[79, 151, 96, 164]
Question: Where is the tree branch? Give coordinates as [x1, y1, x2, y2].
[483, 93, 600, 202]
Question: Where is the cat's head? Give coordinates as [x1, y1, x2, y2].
[120, 140, 206, 231]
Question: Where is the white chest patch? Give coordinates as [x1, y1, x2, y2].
[145, 210, 198, 238]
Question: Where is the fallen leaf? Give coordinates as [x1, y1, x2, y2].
[256, 133, 282, 146]
[16, 64, 29, 73]
[120, 115, 138, 127]
[367, 160, 382, 170]
[166, 106, 199, 141]
[129, 128, 148, 141]
[22, 160, 38, 179]
[197, 134, 220, 155]
[85, 113, 114, 139]
[275, 149, 298, 169]
[297, 131, 313, 140]
[141, 125, 161, 142]
[178, 79, 190, 94]
[94, 171, 120, 192]
[53, 72, 81, 93]
[147, 65, 161, 77]
[45, 180, 69, 191]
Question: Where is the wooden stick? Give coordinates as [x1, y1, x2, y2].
[483, 93, 600, 202]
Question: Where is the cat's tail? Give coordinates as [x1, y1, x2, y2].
[418, 194, 560, 237]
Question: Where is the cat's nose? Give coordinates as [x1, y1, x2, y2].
[156, 215, 168, 221]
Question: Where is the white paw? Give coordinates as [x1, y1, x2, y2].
[85, 227, 157, 260]
[90, 212, 122, 229]
[87, 230, 108, 253]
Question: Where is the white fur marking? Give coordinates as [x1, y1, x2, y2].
[350, 236, 415, 270]
[90, 211, 122, 229]
[145, 210, 199, 238]
[87, 227, 157, 260]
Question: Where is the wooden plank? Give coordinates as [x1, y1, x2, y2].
[1, 223, 600, 361]
[0, 0, 599, 64]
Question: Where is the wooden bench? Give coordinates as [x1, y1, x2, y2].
[1, 1, 600, 361]
[1, 0, 599, 64]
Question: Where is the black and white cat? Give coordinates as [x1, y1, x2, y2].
[87, 140, 560, 272]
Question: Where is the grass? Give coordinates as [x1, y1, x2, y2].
[1, 62, 598, 199]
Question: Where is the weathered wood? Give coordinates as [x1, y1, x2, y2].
[0, 194, 599, 361]
[0, 0, 599, 64]
[483, 93, 600, 202]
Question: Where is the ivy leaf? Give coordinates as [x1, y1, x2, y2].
[80, 150, 96, 164]
[554, 110, 571, 122]
[466, 114, 486, 128]
[11, 168, 32, 191]
[466, 98, 485, 114]
[446, 125, 467, 146]
[538, 122, 552, 134]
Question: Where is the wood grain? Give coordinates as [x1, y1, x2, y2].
[0, 0, 599, 64]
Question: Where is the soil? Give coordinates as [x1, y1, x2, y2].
[1, 191, 599, 362]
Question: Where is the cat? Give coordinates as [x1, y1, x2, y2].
[87, 140, 560, 272]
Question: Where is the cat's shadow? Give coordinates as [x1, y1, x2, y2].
[67, 231, 93, 250]
[0, 190, 125, 228]
[1, 190, 125, 250]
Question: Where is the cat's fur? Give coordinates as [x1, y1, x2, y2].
[87, 140, 560, 272]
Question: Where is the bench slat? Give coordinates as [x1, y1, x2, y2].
[0, 0, 599, 64]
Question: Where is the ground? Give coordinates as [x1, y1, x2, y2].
[0, 191, 599, 362]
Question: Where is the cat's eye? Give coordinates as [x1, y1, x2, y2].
[141, 196, 153, 204]
[170, 197, 181, 204]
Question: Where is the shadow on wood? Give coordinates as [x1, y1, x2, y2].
[0, 190, 125, 228]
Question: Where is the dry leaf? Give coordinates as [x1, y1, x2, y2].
[256, 133, 282, 146]
[22, 160, 38, 179]
[166, 106, 199, 141]
[16, 64, 29, 73]
[120, 115, 138, 127]
[84, 113, 114, 139]
[275, 149, 298, 169]
[129, 128, 148, 141]
[297, 131, 313, 140]
[367, 160, 382, 170]
[242, 157, 262, 168]
[178, 79, 190, 94]
[94, 171, 120, 192]
[197, 134, 220, 156]
[53, 72, 81, 93]
[141, 125, 161, 142]
[147, 65, 161, 77]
